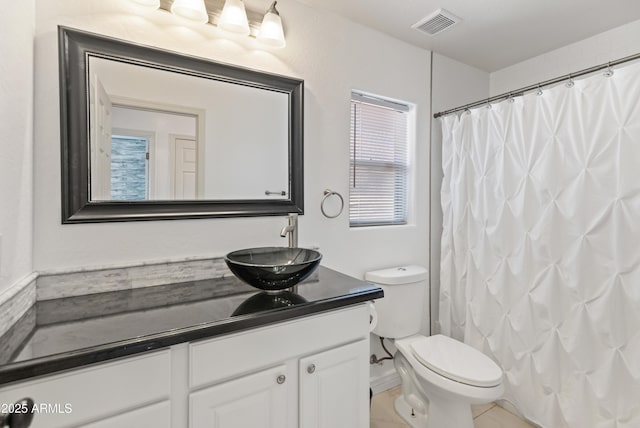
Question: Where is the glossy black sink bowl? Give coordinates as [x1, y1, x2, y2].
[224, 247, 322, 293]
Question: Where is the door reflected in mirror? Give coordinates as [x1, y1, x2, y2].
[107, 107, 198, 201]
[88, 56, 289, 202]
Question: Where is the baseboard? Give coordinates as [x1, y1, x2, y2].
[370, 370, 401, 395]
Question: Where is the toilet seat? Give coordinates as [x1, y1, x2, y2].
[409, 334, 502, 388]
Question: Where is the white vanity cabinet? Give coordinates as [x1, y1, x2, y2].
[189, 304, 370, 428]
[0, 304, 371, 428]
[189, 340, 369, 428]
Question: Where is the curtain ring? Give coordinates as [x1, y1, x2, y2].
[321, 189, 344, 218]
[566, 73, 575, 88]
[604, 61, 614, 77]
[536, 85, 543, 96]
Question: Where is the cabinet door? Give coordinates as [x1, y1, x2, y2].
[190, 365, 289, 428]
[299, 340, 369, 428]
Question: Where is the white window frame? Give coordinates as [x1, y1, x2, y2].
[349, 91, 413, 228]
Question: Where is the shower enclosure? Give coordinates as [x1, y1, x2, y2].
[438, 59, 640, 427]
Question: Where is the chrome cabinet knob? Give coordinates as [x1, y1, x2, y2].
[307, 364, 316, 374]
[276, 375, 286, 384]
[0, 398, 35, 428]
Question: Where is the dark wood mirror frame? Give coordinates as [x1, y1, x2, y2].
[59, 26, 304, 223]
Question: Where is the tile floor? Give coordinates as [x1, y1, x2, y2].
[371, 386, 536, 428]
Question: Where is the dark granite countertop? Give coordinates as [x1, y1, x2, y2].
[0, 266, 382, 386]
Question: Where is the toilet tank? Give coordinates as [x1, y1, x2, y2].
[366, 266, 428, 339]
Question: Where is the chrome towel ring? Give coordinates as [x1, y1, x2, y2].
[320, 189, 344, 218]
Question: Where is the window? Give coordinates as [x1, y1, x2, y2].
[349, 92, 411, 227]
[110, 134, 150, 201]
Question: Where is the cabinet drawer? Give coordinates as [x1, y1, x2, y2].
[0, 350, 170, 428]
[190, 304, 369, 389]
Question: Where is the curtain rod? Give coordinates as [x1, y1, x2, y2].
[433, 51, 640, 119]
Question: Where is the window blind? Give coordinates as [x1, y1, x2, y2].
[350, 93, 410, 227]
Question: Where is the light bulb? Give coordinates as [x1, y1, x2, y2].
[257, 2, 286, 48]
[171, 0, 209, 24]
[218, 0, 250, 35]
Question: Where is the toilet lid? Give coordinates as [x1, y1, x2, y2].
[409, 335, 502, 387]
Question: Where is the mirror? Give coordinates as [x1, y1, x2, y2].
[59, 26, 304, 223]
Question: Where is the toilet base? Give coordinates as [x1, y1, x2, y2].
[425, 394, 474, 428]
[394, 394, 475, 428]
[394, 395, 428, 428]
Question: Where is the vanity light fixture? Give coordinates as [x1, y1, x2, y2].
[218, 0, 251, 35]
[131, 0, 160, 8]
[171, 0, 209, 24]
[135, 0, 288, 49]
[257, 1, 286, 48]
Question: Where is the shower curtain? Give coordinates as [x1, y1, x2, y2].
[439, 61, 640, 428]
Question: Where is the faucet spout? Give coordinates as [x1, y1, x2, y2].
[280, 213, 298, 248]
[280, 225, 294, 237]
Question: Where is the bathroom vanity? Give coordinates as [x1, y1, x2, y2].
[0, 267, 382, 428]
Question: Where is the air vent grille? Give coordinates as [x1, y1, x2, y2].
[412, 9, 461, 36]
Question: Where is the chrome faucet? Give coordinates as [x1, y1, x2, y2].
[280, 213, 298, 248]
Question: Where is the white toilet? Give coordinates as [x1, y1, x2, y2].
[367, 266, 504, 428]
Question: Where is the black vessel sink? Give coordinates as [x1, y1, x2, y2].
[224, 247, 322, 292]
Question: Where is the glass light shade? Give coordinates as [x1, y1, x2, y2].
[257, 9, 285, 48]
[131, 0, 160, 8]
[218, 0, 250, 35]
[171, 0, 209, 24]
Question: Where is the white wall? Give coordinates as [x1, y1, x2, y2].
[0, 0, 35, 294]
[430, 53, 489, 334]
[491, 18, 640, 95]
[33, 0, 430, 281]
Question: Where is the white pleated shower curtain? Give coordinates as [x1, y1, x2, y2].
[439, 61, 640, 428]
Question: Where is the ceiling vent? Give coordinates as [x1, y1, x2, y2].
[412, 9, 461, 36]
